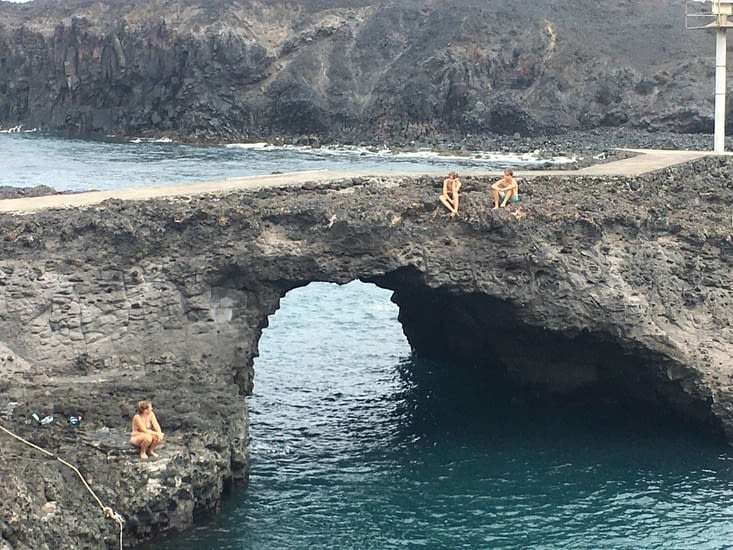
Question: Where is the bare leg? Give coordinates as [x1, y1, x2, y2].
[130, 434, 152, 459]
[149, 434, 162, 457]
[440, 195, 457, 215]
[492, 189, 500, 209]
[139, 435, 152, 459]
[501, 189, 515, 207]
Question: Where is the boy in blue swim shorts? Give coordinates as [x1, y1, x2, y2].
[491, 168, 519, 209]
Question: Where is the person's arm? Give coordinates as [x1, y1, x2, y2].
[496, 178, 514, 192]
[442, 178, 450, 196]
[454, 179, 462, 193]
[131, 415, 146, 433]
[491, 179, 502, 191]
[150, 412, 164, 437]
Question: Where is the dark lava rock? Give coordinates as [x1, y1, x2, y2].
[0, 154, 732, 548]
[0, 0, 722, 143]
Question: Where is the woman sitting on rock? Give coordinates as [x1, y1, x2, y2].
[130, 400, 164, 460]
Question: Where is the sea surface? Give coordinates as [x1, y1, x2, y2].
[148, 282, 733, 550]
[4, 133, 733, 550]
[0, 131, 576, 192]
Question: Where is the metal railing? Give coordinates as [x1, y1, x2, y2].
[686, 0, 733, 29]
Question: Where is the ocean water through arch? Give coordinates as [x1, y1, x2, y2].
[3, 133, 733, 549]
[149, 281, 733, 550]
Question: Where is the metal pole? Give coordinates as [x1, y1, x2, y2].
[715, 27, 727, 153]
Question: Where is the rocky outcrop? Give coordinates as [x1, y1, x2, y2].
[0, 156, 732, 547]
[0, 0, 721, 142]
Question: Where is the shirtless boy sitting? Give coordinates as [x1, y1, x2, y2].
[439, 171, 462, 217]
[491, 168, 519, 209]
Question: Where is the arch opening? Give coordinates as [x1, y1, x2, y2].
[154, 278, 732, 549]
[365, 268, 725, 439]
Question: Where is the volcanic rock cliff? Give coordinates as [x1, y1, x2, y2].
[0, 0, 720, 142]
[0, 157, 731, 547]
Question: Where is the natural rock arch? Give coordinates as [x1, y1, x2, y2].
[367, 268, 719, 427]
[0, 159, 731, 547]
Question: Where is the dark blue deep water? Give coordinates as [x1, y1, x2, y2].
[3, 133, 733, 549]
[152, 282, 733, 550]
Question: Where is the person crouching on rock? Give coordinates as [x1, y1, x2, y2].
[440, 171, 462, 217]
[130, 400, 164, 460]
[492, 168, 519, 209]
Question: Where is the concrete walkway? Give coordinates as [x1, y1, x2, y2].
[0, 148, 719, 214]
[509, 148, 713, 178]
[566, 148, 711, 177]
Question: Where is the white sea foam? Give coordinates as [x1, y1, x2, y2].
[227, 142, 272, 150]
[0, 125, 37, 134]
[226, 142, 576, 165]
[130, 136, 175, 144]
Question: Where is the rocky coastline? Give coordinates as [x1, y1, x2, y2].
[0, 0, 722, 143]
[1, 0, 732, 546]
[0, 150, 731, 548]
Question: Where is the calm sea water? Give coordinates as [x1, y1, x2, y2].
[147, 282, 733, 550]
[3, 134, 733, 549]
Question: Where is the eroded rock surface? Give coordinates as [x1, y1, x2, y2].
[0, 157, 732, 547]
[0, 0, 720, 141]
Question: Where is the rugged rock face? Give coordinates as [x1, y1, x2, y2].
[0, 157, 732, 547]
[0, 0, 721, 142]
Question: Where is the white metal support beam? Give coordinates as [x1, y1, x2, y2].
[688, 1, 733, 152]
[715, 27, 728, 152]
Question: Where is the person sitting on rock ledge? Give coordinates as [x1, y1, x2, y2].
[491, 168, 519, 209]
[130, 400, 164, 460]
[439, 171, 462, 217]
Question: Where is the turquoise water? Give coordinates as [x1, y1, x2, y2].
[4, 134, 733, 549]
[152, 282, 733, 550]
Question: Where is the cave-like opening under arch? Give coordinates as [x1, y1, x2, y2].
[360, 268, 725, 438]
[153, 279, 731, 549]
[253, 277, 724, 448]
